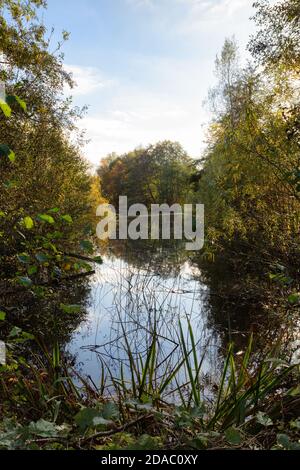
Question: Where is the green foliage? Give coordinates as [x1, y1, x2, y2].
[225, 427, 242, 446]
[0, 311, 6, 321]
[60, 304, 81, 314]
[256, 412, 273, 427]
[23, 216, 34, 230]
[98, 141, 195, 208]
[0, 144, 15, 162]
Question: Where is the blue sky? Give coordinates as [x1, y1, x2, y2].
[43, 0, 257, 167]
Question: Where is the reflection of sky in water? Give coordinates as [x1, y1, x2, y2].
[68, 255, 222, 398]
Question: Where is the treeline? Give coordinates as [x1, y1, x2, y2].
[98, 141, 195, 208]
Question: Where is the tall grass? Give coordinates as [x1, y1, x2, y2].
[1, 322, 298, 437]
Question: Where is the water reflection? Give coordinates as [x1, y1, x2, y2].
[68, 241, 222, 398]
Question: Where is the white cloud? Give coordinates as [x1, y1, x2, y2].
[173, 0, 253, 36]
[64, 65, 113, 96]
[127, 0, 253, 36]
[70, 0, 255, 168]
[77, 64, 209, 167]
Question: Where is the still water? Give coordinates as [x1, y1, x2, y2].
[67, 242, 223, 398]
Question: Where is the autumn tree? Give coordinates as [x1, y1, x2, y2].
[98, 141, 194, 208]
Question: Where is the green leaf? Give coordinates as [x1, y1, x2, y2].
[20, 331, 35, 341]
[35, 253, 49, 264]
[288, 293, 300, 305]
[60, 214, 73, 224]
[93, 256, 103, 264]
[28, 420, 58, 438]
[23, 216, 34, 230]
[74, 408, 103, 432]
[7, 150, 15, 163]
[277, 434, 300, 450]
[102, 402, 120, 420]
[14, 95, 27, 112]
[5, 95, 27, 112]
[0, 99, 11, 117]
[60, 304, 81, 314]
[17, 276, 33, 287]
[256, 412, 273, 427]
[7, 327, 33, 342]
[188, 434, 208, 450]
[0, 144, 15, 162]
[0, 311, 6, 321]
[27, 265, 38, 275]
[48, 231, 63, 240]
[37, 214, 55, 224]
[80, 240, 93, 254]
[17, 253, 31, 264]
[49, 207, 60, 213]
[225, 427, 242, 446]
[290, 418, 300, 430]
[3, 180, 17, 189]
[9, 326, 22, 338]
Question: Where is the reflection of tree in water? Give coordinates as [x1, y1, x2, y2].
[0, 280, 91, 348]
[100, 238, 191, 278]
[193, 253, 299, 358]
[74, 241, 223, 398]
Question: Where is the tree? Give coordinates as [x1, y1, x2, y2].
[249, 0, 300, 73]
[0, 0, 100, 289]
[197, 37, 300, 273]
[98, 141, 194, 209]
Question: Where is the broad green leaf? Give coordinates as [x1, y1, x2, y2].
[288, 293, 300, 305]
[35, 253, 49, 264]
[27, 265, 38, 275]
[7, 149, 15, 163]
[14, 95, 27, 112]
[28, 420, 58, 438]
[61, 214, 73, 224]
[60, 304, 81, 314]
[0, 311, 6, 321]
[0, 99, 11, 117]
[225, 427, 242, 446]
[48, 231, 63, 239]
[102, 402, 120, 420]
[17, 276, 33, 287]
[0, 144, 15, 162]
[290, 418, 300, 430]
[37, 214, 55, 224]
[9, 326, 22, 338]
[5, 95, 27, 112]
[74, 408, 103, 432]
[188, 434, 208, 450]
[93, 256, 103, 264]
[20, 331, 35, 341]
[277, 433, 300, 450]
[256, 412, 273, 427]
[17, 253, 31, 264]
[23, 216, 34, 230]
